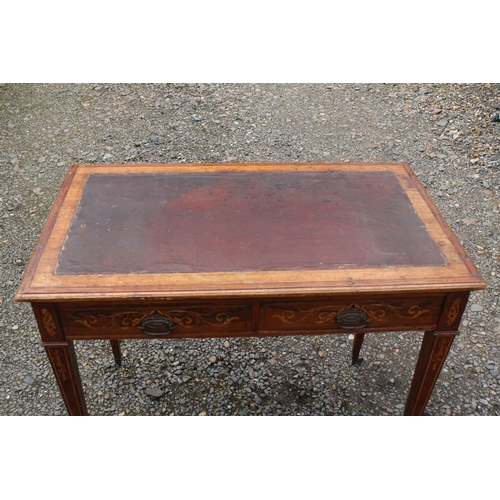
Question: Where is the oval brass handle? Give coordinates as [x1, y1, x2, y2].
[335, 307, 369, 329]
[139, 314, 175, 336]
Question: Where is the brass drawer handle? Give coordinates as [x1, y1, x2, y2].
[335, 307, 369, 329]
[139, 314, 175, 336]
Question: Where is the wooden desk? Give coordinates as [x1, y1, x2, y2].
[15, 163, 486, 415]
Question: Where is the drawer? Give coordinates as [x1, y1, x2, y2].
[61, 302, 251, 339]
[259, 294, 446, 333]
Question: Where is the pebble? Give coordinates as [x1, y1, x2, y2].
[145, 387, 164, 398]
[470, 304, 483, 312]
[437, 119, 449, 127]
[462, 218, 476, 226]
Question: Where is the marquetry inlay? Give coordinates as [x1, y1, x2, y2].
[71, 309, 241, 330]
[446, 298, 461, 327]
[272, 303, 431, 325]
[41, 308, 57, 337]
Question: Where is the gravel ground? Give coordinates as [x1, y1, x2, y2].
[0, 83, 499, 416]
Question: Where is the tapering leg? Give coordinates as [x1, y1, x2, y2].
[110, 340, 122, 366]
[352, 333, 365, 364]
[404, 330, 458, 416]
[32, 304, 88, 416]
[43, 341, 89, 416]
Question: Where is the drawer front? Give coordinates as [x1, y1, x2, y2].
[61, 303, 251, 339]
[260, 295, 446, 333]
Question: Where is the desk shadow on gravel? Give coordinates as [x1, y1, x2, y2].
[73, 331, 437, 416]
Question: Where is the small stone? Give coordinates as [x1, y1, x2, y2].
[118, 411, 125, 416]
[387, 140, 395, 147]
[209, 356, 217, 364]
[24, 375, 34, 385]
[145, 387, 164, 398]
[223, 341, 230, 348]
[146, 379, 153, 385]
[199, 411, 207, 416]
[395, 404, 405, 409]
[248, 366, 255, 378]
[38, 156, 46, 163]
[331, 384, 337, 390]
[462, 218, 476, 226]
[32, 187, 43, 195]
[318, 351, 325, 358]
[470, 304, 483, 312]
[12, 324, 19, 330]
[437, 119, 449, 127]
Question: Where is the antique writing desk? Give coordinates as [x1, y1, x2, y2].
[15, 163, 486, 415]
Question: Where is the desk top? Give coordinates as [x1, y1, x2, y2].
[16, 163, 485, 301]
